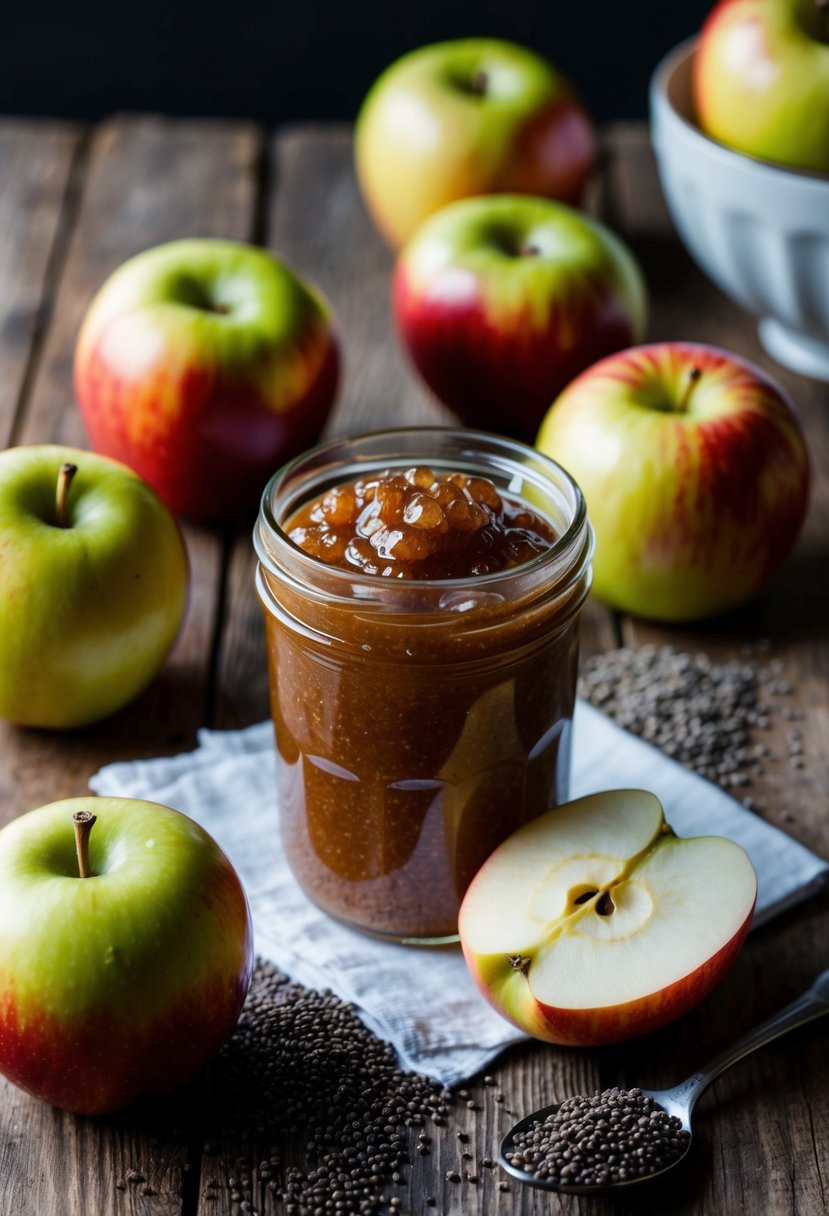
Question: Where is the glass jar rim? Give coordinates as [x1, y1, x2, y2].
[254, 425, 590, 594]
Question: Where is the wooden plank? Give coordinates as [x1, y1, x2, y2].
[0, 120, 81, 446]
[0, 115, 263, 1216]
[602, 126, 829, 1216]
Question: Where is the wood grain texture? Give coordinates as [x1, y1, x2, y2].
[0, 118, 827, 1216]
[0, 120, 81, 446]
[0, 116, 262, 1216]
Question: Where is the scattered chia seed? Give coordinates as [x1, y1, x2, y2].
[202, 959, 453, 1216]
[505, 1086, 690, 1188]
[579, 645, 801, 810]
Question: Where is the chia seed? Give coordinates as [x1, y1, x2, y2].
[202, 959, 452, 1215]
[505, 1086, 690, 1187]
[579, 644, 800, 809]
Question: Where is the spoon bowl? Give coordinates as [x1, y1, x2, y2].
[500, 966, 829, 1197]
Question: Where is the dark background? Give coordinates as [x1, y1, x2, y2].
[4, 2, 709, 124]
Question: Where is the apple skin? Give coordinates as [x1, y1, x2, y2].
[0, 445, 189, 729]
[0, 797, 253, 1115]
[536, 342, 809, 621]
[74, 239, 340, 524]
[693, 0, 829, 173]
[393, 194, 647, 442]
[355, 38, 597, 248]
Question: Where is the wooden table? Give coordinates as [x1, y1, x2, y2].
[0, 116, 827, 1216]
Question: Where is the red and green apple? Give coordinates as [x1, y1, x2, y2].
[0, 445, 189, 728]
[394, 194, 647, 442]
[0, 797, 253, 1115]
[459, 789, 757, 1046]
[74, 238, 340, 524]
[536, 342, 809, 621]
[355, 38, 597, 248]
[693, 0, 829, 172]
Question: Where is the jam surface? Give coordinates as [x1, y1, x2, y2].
[287, 466, 556, 579]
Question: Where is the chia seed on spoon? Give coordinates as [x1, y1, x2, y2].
[505, 1086, 690, 1187]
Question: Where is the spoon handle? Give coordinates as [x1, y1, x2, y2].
[679, 966, 829, 1113]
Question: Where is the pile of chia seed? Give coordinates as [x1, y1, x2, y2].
[505, 1086, 690, 1188]
[579, 644, 800, 810]
[203, 959, 452, 1215]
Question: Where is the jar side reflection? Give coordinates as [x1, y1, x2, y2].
[265, 610, 582, 942]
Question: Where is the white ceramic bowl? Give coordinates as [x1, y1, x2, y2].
[650, 38, 829, 381]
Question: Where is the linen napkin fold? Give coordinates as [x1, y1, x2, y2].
[91, 700, 828, 1087]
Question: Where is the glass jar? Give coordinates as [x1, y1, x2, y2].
[254, 428, 593, 944]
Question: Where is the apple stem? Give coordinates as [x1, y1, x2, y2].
[819, 0, 829, 40]
[678, 367, 702, 412]
[471, 69, 489, 96]
[55, 462, 78, 529]
[73, 810, 97, 878]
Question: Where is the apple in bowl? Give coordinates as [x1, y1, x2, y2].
[459, 790, 756, 1046]
[693, 0, 829, 173]
[536, 342, 809, 621]
[394, 194, 647, 443]
[355, 38, 597, 248]
[0, 445, 189, 729]
[74, 238, 340, 524]
[0, 797, 253, 1114]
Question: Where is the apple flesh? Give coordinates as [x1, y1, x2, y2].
[394, 194, 647, 442]
[693, 0, 829, 173]
[536, 342, 809, 621]
[74, 238, 340, 524]
[0, 445, 189, 728]
[459, 790, 757, 1046]
[0, 797, 253, 1114]
[355, 38, 597, 248]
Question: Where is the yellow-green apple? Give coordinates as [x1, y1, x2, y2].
[394, 195, 647, 441]
[74, 239, 340, 524]
[0, 445, 188, 728]
[0, 797, 253, 1114]
[536, 342, 809, 621]
[693, 0, 829, 172]
[459, 790, 756, 1046]
[355, 38, 597, 248]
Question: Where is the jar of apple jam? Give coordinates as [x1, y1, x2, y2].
[254, 429, 593, 943]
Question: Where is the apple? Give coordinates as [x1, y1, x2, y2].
[393, 194, 647, 442]
[693, 0, 829, 173]
[355, 38, 597, 248]
[0, 445, 189, 728]
[74, 238, 340, 524]
[0, 797, 253, 1114]
[536, 342, 809, 621]
[459, 789, 757, 1046]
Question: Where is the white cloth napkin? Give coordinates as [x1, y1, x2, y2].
[91, 700, 828, 1087]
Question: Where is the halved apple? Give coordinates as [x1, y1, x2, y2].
[458, 790, 756, 1046]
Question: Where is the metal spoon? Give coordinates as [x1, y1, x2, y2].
[500, 966, 829, 1196]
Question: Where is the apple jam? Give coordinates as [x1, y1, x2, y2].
[255, 429, 593, 943]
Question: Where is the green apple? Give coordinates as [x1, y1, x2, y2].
[355, 38, 597, 248]
[459, 790, 757, 1046]
[693, 0, 829, 172]
[394, 194, 647, 442]
[0, 445, 189, 727]
[74, 238, 340, 523]
[536, 342, 809, 621]
[0, 797, 253, 1114]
